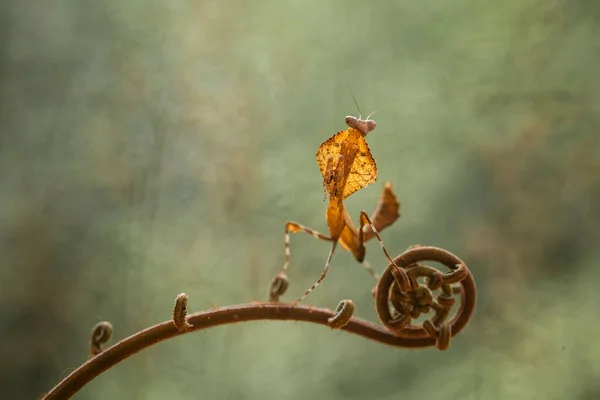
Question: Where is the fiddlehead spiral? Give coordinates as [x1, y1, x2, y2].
[374, 246, 476, 350]
[173, 293, 193, 331]
[328, 299, 355, 329]
[90, 322, 113, 356]
[269, 273, 289, 302]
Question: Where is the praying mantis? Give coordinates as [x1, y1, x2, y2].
[271, 106, 404, 305]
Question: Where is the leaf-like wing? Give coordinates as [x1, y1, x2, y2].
[315, 128, 377, 199]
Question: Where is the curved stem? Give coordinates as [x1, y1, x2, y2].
[42, 302, 439, 399]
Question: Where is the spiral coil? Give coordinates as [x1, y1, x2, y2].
[374, 246, 476, 350]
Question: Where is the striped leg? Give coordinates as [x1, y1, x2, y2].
[358, 211, 410, 291]
[359, 211, 395, 265]
[359, 211, 410, 291]
[281, 221, 332, 274]
[292, 241, 338, 306]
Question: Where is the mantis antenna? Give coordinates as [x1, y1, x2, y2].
[366, 98, 403, 120]
[346, 81, 363, 119]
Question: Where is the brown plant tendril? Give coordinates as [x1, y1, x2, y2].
[41, 246, 475, 400]
[90, 322, 113, 356]
[328, 299, 355, 329]
[269, 273, 289, 302]
[374, 246, 476, 351]
[173, 293, 193, 331]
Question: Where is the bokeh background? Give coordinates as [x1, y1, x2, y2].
[2, 0, 600, 399]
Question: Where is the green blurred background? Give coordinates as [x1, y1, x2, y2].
[2, 0, 600, 399]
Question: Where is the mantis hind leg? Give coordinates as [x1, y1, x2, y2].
[359, 211, 410, 291]
[292, 241, 338, 306]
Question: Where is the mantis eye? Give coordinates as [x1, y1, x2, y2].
[366, 120, 376, 132]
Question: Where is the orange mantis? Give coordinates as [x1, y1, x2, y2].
[272, 104, 405, 305]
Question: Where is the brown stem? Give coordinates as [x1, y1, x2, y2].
[42, 246, 476, 399]
[42, 302, 441, 400]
